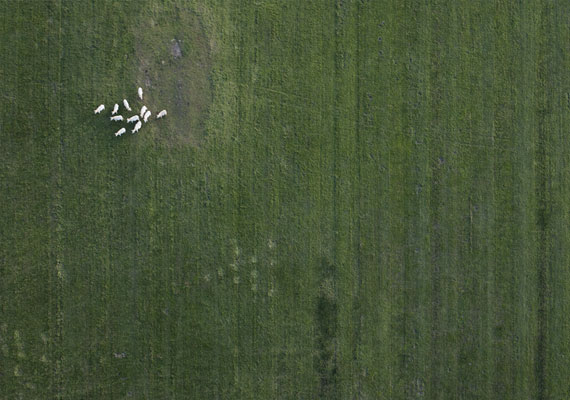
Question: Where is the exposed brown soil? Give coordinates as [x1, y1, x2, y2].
[133, 6, 212, 148]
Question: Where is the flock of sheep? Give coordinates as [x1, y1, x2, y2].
[93, 87, 167, 137]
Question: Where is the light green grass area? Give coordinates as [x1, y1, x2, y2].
[2, 0, 570, 398]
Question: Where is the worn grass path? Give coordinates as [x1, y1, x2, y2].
[2, 0, 570, 398]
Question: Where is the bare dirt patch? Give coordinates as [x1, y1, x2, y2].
[133, 6, 212, 148]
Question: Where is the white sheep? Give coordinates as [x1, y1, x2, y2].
[123, 99, 132, 111]
[112, 103, 119, 115]
[132, 121, 142, 134]
[115, 128, 126, 137]
[143, 110, 151, 122]
[127, 115, 140, 123]
[110, 115, 124, 122]
[157, 110, 167, 119]
[94, 104, 105, 114]
[138, 87, 143, 100]
[140, 105, 147, 118]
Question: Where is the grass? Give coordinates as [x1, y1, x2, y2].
[2, 0, 570, 398]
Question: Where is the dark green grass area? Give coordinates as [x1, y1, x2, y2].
[2, 0, 570, 398]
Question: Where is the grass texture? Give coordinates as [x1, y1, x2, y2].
[2, 0, 570, 398]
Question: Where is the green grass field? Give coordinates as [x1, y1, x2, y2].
[2, 0, 570, 398]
